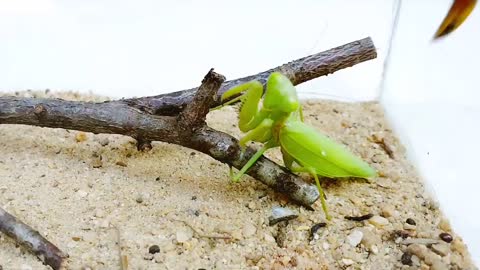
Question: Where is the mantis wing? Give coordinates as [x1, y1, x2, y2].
[279, 121, 376, 178]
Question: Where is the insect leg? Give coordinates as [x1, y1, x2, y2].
[210, 94, 244, 111]
[312, 173, 331, 220]
[232, 140, 276, 182]
[290, 166, 331, 220]
[238, 118, 274, 148]
[221, 80, 268, 132]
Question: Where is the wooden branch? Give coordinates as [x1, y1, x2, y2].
[122, 37, 377, 116]
[0, 207, 68, 270]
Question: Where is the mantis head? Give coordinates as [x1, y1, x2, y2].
[263, 72, 300, 113]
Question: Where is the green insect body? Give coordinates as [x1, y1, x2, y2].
[219, 72, 376, 219]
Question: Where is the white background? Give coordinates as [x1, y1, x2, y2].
[1, 0, 479, 264]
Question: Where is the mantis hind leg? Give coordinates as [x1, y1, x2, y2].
[290, 166, 331, 220]
[312, 173, 330, 220]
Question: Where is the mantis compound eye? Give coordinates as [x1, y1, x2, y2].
[264, 72, 300, 113]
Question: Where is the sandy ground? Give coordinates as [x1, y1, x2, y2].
[0, 91, 476, 270]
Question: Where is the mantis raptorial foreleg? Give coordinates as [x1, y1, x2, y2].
[238, 118, 274, 148]
[220, 81, 270, 132]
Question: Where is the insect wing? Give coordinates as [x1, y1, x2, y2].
[279, 121, 376, 178]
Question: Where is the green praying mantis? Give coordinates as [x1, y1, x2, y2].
[215, 72, 377, 220]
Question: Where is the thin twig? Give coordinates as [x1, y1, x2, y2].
[0, 207, 68, 270]
[112, 226, 128, 270]
[122, 37, 377, 116]
[172, 219, 231, 240]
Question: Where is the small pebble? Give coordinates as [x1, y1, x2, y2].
[116, 161, 127, 167]
[346, 230, 363, 247]
[231, 230, 242, 240]
[406, 218, 416, 226]
[92, 158, 103, 168]
[77, 190, 88, 198]
[310, 222, 326, 239]
[403, 223, 416, 230]
[247, 201, 256, 210]
[268, 206, 298, 226]
[451, 238, 467, 255]
[438, 218, 451, 232]
[72, 236, 81, 241]
[402, 238, 439, 245]
[439, 232, 453, 243]
[191, 195, 197, 200]
[135, 194, 144, 203]
[75, 132, 87, 142]
[94, 209, 104, 218]
[401, 252, 413, 266]
[143, 253, 154, 260]
[296, 225, 310, 231]
[411, 255, 421, 266]
[360, 228, 381, 249]
[423, 251, 442, 266]
[431, 243, 449, 257]
[381, 205, 395, 218]
[370, 245, 379, 254]
[154, 253, 163, 263]
[430, 260, 449, 270]
[99, 219, 110, 228]
[368, 215, 389, 227]
[407, 244, 429, 261]
[176, 230, 192, 243]
[264, 233, 276, 243]
[148, 245, 160, 254]
[98, 137, 109, 146]
[242, 223, 257, 238]
[216, 224, 235, 234]
[392, 229, 415, 239]
[341, 258, 354, 266]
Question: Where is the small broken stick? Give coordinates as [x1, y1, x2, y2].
[370, 134, 394, 159]
[0, 206, 68, 270]
[345, 213, 374, 221]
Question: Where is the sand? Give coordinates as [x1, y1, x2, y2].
[0, 91, 476, 270]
